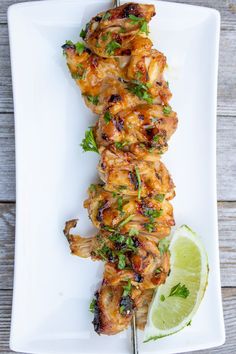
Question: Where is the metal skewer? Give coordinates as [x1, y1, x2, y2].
[113, 0, 121, 7]
[131, 312, 139, 354]
[112, 0, 139, 353]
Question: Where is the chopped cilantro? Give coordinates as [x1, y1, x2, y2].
[128, 15, 149, 35]
[123, 279, 132, 297]
[140, 21, 149, 35]
[129, 228, 139, 236]
[144, 222, 155, 233]
[117, 196, 123, 212]
[154, 194, 165, 202]
[160, 294, 165, 302]
[80, 28, 86, 40]
[169, 283, 190, 299]
[155, 267, 162, 274]
[118, 214, 135, 228]
[118, 253, 126, 269]
[75, 42, 85, 54]
[153, 134, 160, 142]
[89, 298, 96, 313]
[80, 127, 99, 153]
[135, 71, 143, 80]
[86, 95, 99, 105]
[102, 12, 111, 20]
[143, 208, 163, 219]
[115, 141, 128, 150]
[101, 33, 109, 41]
[158, 238, 170, 255]
[163, 105, 172, 116]
[119, 305, 125, 314]
[128, 80, 153, 104]
[106, 40, 121, 55]
[104, 111, 112, 124]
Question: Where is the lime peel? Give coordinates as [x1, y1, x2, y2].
[144, 225, 209, 342]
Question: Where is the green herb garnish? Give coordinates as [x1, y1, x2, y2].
[75, 42, 85, 54]
[86, 95, 99, 105]
[163, 105, 172, 116]
[106, 40, 121, 55]
[144, 222, 155, 233]
[118, 253, 126, 269]
[154, 194, 165, 202]
[80, 28, 86, 40]
[128, 15, 149, 35]
[117, 196, 123, 212]
[104, 111, 112, 124]
[118, 214, 135, 228]
[143, 208, 163, 219]
[101, 33, 109, 41]
[135, 166, 142, 200]
[80, 128, 99, 153]
[128, 80, 153, 104]
[153, 135, 160, 142]
[160, 294, 165, 302]
[158, 238, 170, 255]
[102, 12, 111, 20]
[129, 228, 139, 236]
[169, 283, 190, 299]
[123, 279, 132, 296]
[89, 298, 96, 313]
[115, 141, 128, 150]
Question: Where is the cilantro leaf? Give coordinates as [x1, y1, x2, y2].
[104, 111, 112, 124]
[89, 298, 96, 313]
[75, 42, 85, 54]
[129, 228, 139, 236]
[123, 279, 132, 297]
[163, 105, 172, 116]
[128, 81, 153, 104]
[169, 283, 190, 299]
[80, 128, 99, 153]
[158, 238, 170, 255]
[106, 40, 121, 55]
[118, 253, 126, 269]
[80, 28, 86, 40]
[86, 95, 99, 105]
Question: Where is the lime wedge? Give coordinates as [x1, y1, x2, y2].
[144, 225, 209, 342]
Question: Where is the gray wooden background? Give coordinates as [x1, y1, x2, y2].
[0, 0, 235, 353]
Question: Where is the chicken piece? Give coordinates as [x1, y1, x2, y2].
[84, 184, 174, 237]
[83, 3, 155, 58]
[103, 241, 170, 291]
[98, 147, 175, 199]
[95, 104, 178, 160]
[92, 285, 134, 335]
[135, 289, 154, 329]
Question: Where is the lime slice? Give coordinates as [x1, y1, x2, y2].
[144, 225, 209, 342]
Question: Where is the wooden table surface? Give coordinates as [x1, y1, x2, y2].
[0, 0, 235, 353]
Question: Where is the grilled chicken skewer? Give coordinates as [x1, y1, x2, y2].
[63, 2, 177, 336]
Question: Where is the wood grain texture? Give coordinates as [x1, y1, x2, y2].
[0, 202, 235, 289]
[0, 288, 235, 353]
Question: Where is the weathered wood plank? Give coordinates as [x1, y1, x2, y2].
[0, 288, 235, 353]
[1, 18, 236, 115]
[0, 202, 235, 289]
[0, 114, 15, 201]
[0, 111, 235, 202]
[1, 0, 236, 28]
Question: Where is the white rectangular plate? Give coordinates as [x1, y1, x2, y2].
[8, 0, 224, 353]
